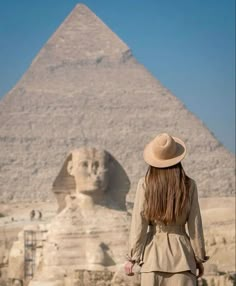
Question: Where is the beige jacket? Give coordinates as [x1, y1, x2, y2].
[127, 177, 209, 275]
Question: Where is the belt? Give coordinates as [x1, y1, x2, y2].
[151, 223, 186, 235]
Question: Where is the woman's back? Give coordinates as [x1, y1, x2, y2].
[125, 133, 209, 286]
[128, 175, 207, 274]
[142, 162, 192, 226]
[143, 176, 195, 225]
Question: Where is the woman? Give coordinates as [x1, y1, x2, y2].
[124, 133, 209, 286]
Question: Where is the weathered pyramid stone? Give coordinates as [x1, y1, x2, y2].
[0, 4, 234, 202]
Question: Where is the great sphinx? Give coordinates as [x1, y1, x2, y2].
[28, 147, 134, 285]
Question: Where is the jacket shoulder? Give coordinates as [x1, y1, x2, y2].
[188, 177, 198, 201]
[137, 177, 146, 190]
[138, 176, 145, 184]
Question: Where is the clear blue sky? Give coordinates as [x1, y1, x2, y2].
[0, 0, 235, 153]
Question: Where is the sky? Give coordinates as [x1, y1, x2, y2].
[0, 0, 235, 153]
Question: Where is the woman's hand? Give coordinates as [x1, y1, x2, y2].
[124, 260, 135, 276]
[196, 262, 204, 278]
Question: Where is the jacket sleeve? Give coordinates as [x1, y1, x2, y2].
[126, 177, 148, 264]
[187, 180, 210, 264]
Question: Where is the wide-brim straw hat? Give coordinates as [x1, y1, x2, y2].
[143, 133, 186, 168]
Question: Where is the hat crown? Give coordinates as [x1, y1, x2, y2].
[143, 132, 186, 168]
[152, 133, 177, 160]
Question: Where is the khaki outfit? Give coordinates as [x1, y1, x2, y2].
[141, 270, 196, 286]
[127, 177, 209, 285]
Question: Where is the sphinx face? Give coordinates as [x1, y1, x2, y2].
[68, 148, 109, 195]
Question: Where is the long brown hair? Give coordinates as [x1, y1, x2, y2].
[143, 162, 191, 224]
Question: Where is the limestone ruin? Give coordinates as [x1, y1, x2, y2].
[0, 4, 234, 204]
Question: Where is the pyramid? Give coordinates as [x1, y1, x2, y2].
[0, 4, 234, 202]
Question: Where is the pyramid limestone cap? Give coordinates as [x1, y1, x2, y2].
[31, 3, 130, 67]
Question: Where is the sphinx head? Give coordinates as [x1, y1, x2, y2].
[67, 147, 109, 196]
[53, 147, 130, 212]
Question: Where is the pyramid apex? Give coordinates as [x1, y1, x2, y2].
[29, 2, 130, 66]
[68, 3, 102, 21]
[74, 3, 91, 10]
[70, 3, 103, 21]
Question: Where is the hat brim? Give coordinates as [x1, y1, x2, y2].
[143, 136, 186, 168]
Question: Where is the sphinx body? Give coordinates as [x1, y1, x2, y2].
[43, 200, 130, 271]
[29, 147, 131, 285]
